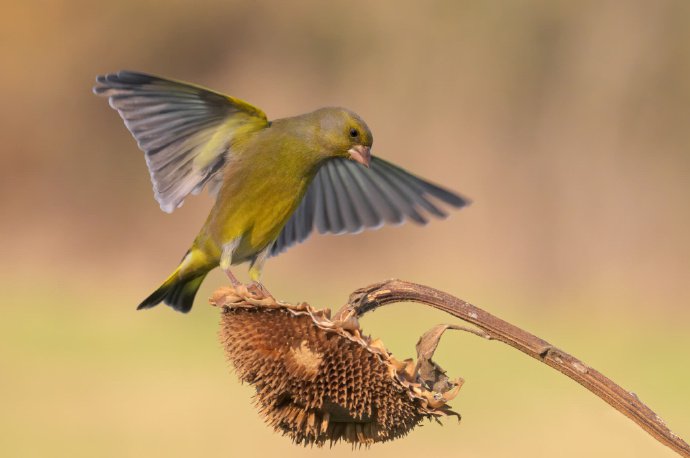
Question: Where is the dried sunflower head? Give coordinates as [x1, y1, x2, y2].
[211, 285, 463, 447]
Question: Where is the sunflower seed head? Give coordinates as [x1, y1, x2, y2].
[211, 286, 462, 446]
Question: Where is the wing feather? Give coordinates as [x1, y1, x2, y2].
[270, 157, 469, 256]
[337, 161, 380, 227]
[369, 163, 428, 224]
[94, 70, 268, 213]
[326, 160, 362, 233]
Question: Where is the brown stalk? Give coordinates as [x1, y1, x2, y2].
[338, 279, 690, 458]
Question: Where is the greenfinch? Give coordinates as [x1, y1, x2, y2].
[94, 71, 468, 312]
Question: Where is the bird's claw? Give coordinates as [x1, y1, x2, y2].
[247, 281, 274, 300]
[211, 282, 275, 308]
[222, 268, 272, 299]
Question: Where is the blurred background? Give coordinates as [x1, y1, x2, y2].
[1, 0, 689, 456]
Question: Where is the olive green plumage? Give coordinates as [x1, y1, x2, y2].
[94, 71, 469, 313]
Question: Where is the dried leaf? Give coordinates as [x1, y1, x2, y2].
[416, 324, 466, 397]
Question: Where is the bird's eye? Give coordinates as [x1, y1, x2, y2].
[349, 128, 359, 138]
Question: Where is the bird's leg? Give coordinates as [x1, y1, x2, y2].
[247, 248, 273, 299]
[224, 269, 242, 287]
[220, 239, 242, 288]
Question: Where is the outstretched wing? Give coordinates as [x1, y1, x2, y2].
[271, 157, 469, 256]
[94, 71, 269, 213]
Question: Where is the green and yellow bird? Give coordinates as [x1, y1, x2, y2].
[94, 71, 469, 313]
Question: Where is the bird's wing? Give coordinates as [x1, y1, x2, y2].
[94, 71, 269, 213]
[270, 157, 469, 256]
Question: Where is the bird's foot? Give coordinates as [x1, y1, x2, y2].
[210, 283, 275, 307]
[246, 281, 274, 300]
[219, 267, 274, 303]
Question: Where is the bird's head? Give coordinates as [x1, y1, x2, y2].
[315, 108, 373, 167]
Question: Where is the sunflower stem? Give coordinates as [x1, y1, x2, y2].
[338, 279, 690, 458]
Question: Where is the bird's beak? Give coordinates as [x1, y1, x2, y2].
[348, 145, 371, 168]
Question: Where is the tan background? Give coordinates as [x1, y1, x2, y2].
[1, 0, 689, 456]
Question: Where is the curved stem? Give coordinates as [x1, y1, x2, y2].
[340, 279, 690, 458]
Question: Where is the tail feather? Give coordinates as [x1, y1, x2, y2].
[137, 272, 208, 313]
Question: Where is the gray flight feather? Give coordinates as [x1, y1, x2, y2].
[270, 157, 470, 256]
[93, 71, 267, 213]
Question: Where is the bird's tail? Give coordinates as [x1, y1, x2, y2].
[137, 250, 212, 313]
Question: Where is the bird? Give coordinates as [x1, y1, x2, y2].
[94, 71, 469, 313]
